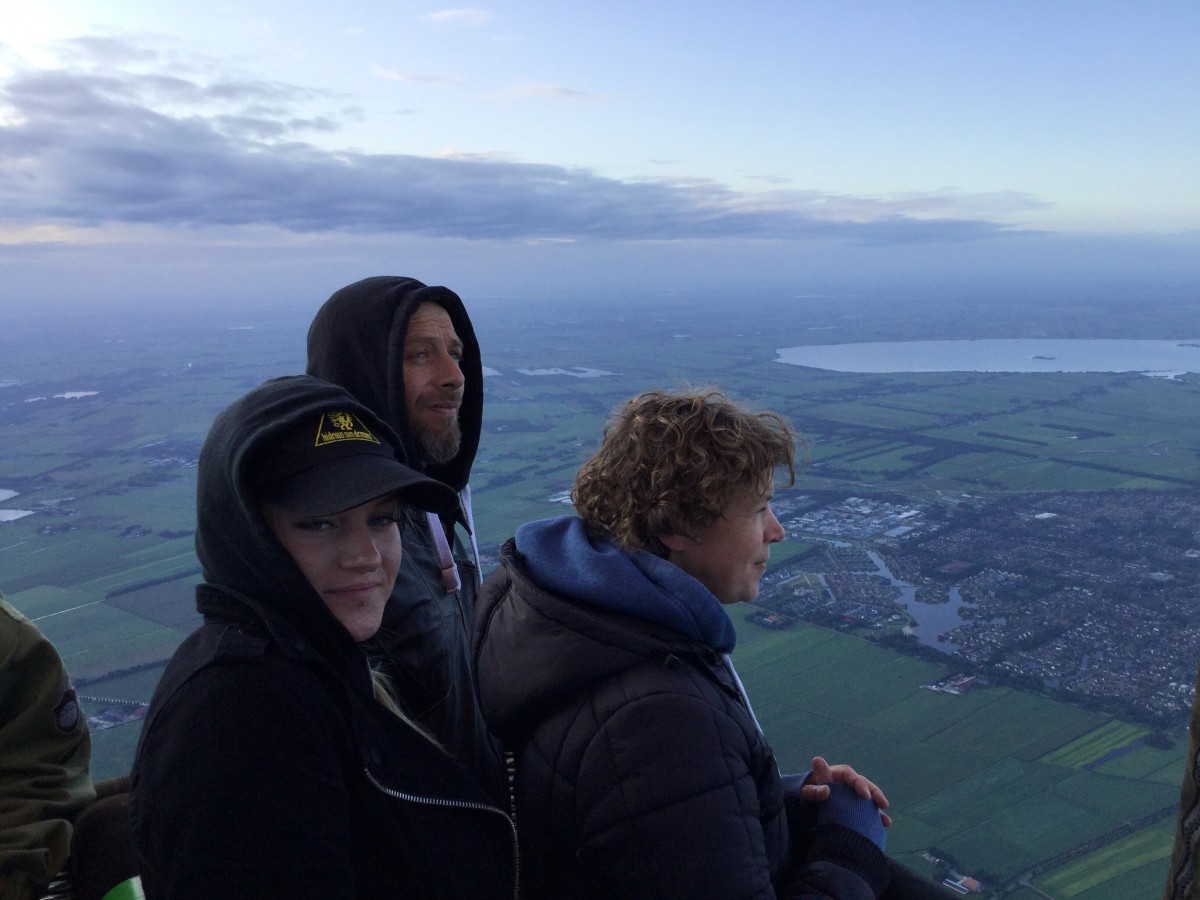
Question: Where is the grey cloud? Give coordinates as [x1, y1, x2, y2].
[208, 113, 340, 140]
[886, 189, 1052, 217]
[747, 174, 794, 186]
[55, 34, 165, 66]
[0, 64, 1027, 244]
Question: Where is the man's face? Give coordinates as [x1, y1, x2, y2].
[403, 302, 465, 465]
[662, 476, 785, 604]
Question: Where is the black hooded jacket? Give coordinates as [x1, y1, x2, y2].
[306, 277, 482, 493]
[129, 376, 516, 900]
[474, 519, 891, 900]
[306, 277, 498, 788]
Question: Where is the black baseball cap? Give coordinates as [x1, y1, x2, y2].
[251, 409, 457, 517]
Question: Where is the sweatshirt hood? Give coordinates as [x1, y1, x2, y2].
[517, 517, 737, 652]
[474, 517, 737, 739]
[305, 275, 483, 492]
[195, 375, 415, 667]
[472, 518, 734, 744]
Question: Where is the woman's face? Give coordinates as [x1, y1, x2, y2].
[662, 475, 784, 605]
[265, 494, 403, 642]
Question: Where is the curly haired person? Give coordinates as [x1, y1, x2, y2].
[473, 388, 896, 900]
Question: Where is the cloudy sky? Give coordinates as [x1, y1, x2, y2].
[1, 1, 1197, 309]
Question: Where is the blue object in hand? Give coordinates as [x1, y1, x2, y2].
[816, 782, 886, 850]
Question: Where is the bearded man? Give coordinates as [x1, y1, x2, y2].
[307, 276, 500, 790]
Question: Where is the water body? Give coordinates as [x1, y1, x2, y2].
[516, 367, 614, 378]
[862, 550, 966, 652]
[775, 339, 1200, 378]
[24, 391, 102, 403]
[0, 488, 35, 521]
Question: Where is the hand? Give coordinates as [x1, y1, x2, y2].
[801, 756, 892, 827]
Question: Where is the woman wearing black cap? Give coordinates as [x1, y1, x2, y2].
[130, 375, 516, 899]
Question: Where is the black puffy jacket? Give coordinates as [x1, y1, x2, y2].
[131, 376, 516, 900]
[473, 518, 889, 900]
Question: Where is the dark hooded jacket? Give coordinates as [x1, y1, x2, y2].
[306, 277, 498, 788]
[473, 517, 890, 900]
[130, 376, 516, 900]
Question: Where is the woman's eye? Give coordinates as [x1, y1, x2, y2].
[294, 519, 332, 532]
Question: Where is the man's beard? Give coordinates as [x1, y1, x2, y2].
[418, 422, 461, 466]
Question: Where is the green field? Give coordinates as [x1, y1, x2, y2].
[3, 297, 1198, 896]
[1035, 822, 1174, 898]
[732, 617, 1183, 896]
[1040, 720, 1149, 769]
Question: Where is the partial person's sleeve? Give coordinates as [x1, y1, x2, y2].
[1165, 663, 1200, 900]
[130, 662, 359, 900]
[779, 776, 891, 899]
[0, 600, 95, 900]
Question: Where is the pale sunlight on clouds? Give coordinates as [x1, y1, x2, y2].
[510, 83, 593, 100]
[0, 1, 1196, 306]
[422, 8, 493, 28]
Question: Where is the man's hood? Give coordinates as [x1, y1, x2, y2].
[305, 275, 483, 492]
[195, 374, 405, 665]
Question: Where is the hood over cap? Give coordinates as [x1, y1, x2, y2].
[305, 276, 483, 493]
[195, 374, 454, 665]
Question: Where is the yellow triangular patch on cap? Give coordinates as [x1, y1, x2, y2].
[313, 412, 381, 446]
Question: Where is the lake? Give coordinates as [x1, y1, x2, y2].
[862, 550, 970, 652]
[775, 339, 1200, 378]
[0, 489, 34, 521]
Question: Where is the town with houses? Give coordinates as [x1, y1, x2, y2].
[751, 489, 1200, 728]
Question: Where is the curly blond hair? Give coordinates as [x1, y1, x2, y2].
[572, 388, 797, 555]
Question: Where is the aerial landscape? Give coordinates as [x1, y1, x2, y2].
[3, 1, 1199, 897]
[2, 284, 1197, 897]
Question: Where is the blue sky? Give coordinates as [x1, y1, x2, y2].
[1, 1, 1197, 309]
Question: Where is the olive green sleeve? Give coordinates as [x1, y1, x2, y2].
[0, 596, 96, 900]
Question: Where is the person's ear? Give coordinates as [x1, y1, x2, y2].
[657, 533, 688, 553]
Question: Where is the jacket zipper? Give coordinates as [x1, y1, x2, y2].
[365, 767, 521, 899]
